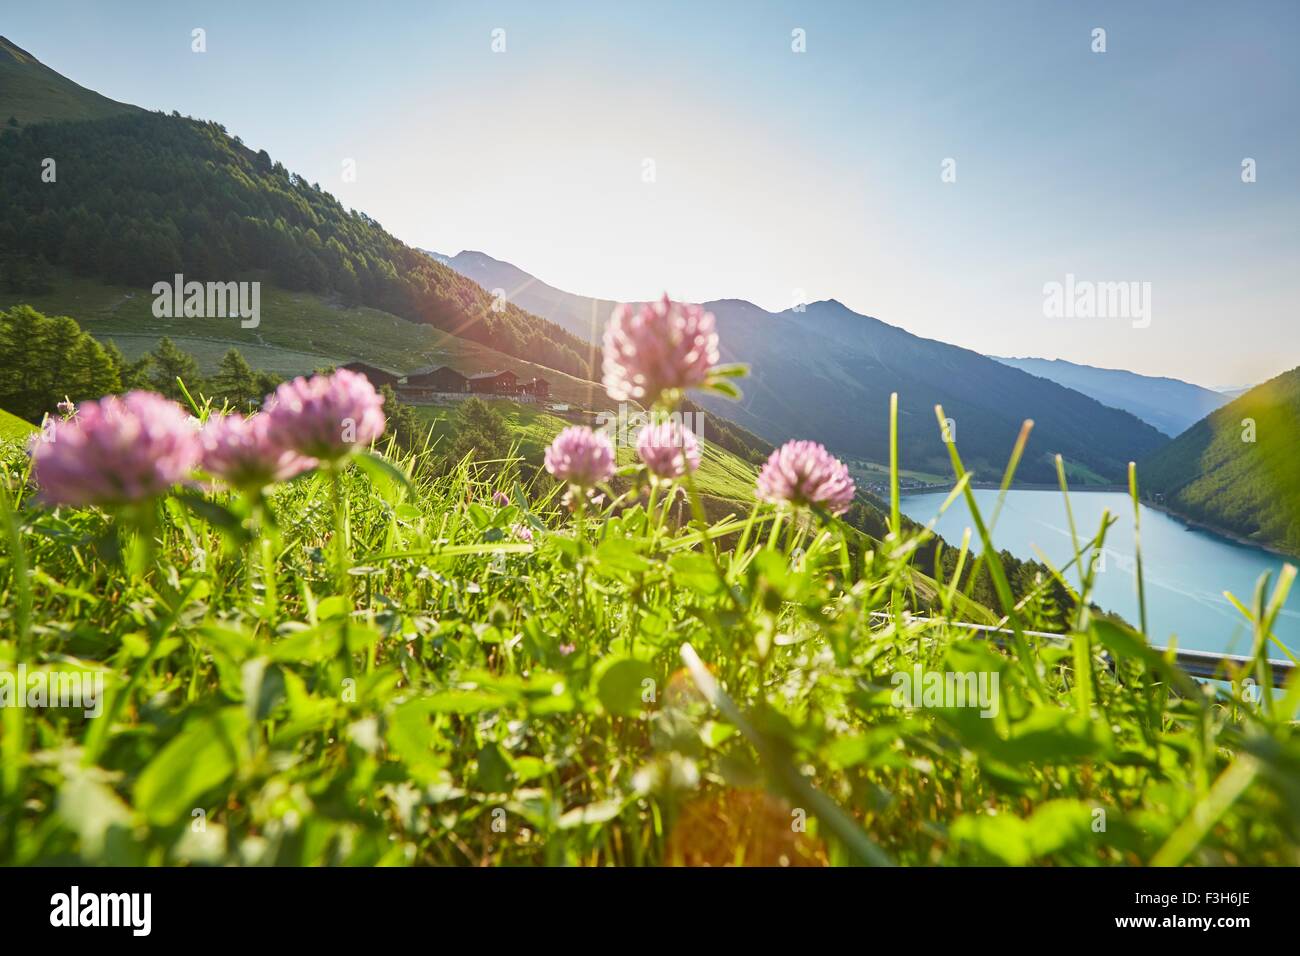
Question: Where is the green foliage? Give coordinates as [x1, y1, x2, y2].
[1, 254, 55, 295]
[0, 110, 596, 379]
[0, 304, 118, 421]
[147, 336, 201, 403]
[0, 274, 618, 411]
[208, 347, 264, 411]
[212, 347, 257, 404]
[1141, 367, 1300, 554]
[1, 414, 1297, 867]
[0, 406, 35, 442]
[102, 340, 153, 392]
[378, 385, 424, 452]
[0, 36, 139, 126]
[446, 397, 512, 467]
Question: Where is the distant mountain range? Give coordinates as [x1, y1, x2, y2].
[424, 250, 622, 343]
[993, 356, 1230, 437]
[1140, 366, 1300, 555]
[1211, 385, 1253, 400]
[429, 250, 1169, 484]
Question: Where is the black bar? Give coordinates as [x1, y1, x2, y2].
[0, 865, 1285, 940]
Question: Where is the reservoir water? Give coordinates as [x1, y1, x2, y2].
[899, 489, 1299, 657]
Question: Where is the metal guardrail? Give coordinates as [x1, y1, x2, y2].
[868, 612, 1294, 688]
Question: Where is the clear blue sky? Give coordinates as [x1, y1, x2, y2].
[8, 1, 1298, 387]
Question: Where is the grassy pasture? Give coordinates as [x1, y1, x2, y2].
[0, 275, 614, 410]
[2, 399, 1297, 866]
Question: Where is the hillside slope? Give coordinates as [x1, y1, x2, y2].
[0, 36, 138, 125]
[1140, 366, 1300, 554]
[0, 406, 36, 442]
[415, 399, 1062, 625]
[0, 274, 614, 411]
[428, 249, 620, 344]
[994, 356, 1229, 436]
[413, 400, 762, 505]
[0, 41, 595, 381]
[432, 251, 1169, 484]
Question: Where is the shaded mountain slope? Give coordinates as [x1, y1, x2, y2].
[433, 251, 1168, 484]
[1140, 366, 1300, 554]
[994, 355, 1229, 436]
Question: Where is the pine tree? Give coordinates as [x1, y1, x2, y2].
[0, 306, 119, 421]
[148, 336, 202, 403]
[253, 371, 282, 406]
[0, 305, 43, 418]
[379, 385, 423, 451]
[65, 336, 120, 401]
[449, 397, 511, 466]
[103, 340, 153, 391]
[211, 348, 259, 410]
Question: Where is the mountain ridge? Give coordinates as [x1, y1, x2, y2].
[430, 250, 1169, 484]
[0, 44, 598, 383]
[993, 355, 1231, 437]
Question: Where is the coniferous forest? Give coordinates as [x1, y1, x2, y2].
[0, 111, 596, 379]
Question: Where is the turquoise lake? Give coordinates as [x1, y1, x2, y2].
[899, 489, 1299, 657]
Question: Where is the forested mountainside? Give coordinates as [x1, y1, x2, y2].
[1140, 366, 1300, 555]
[0, 44, 595, 380]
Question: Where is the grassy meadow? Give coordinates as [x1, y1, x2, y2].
[0, 408, 35, 443]
[0, 35, 140, 126]
[0, 275, 613, 410]
[2, 397, 1298, 866]
[413, 401, 763, 506]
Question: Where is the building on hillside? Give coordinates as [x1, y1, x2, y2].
[399, 365, 469, 401]
[339, 361, 400, 390]
[468, 370, 518, 395]
[518, 376, 551, 401]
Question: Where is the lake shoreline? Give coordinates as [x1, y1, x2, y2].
[1139, 499, 1300, 562]
[898, 481, 1129, 495]
[899, 486, 1300, 654]
[901, 482, 1298, 561]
